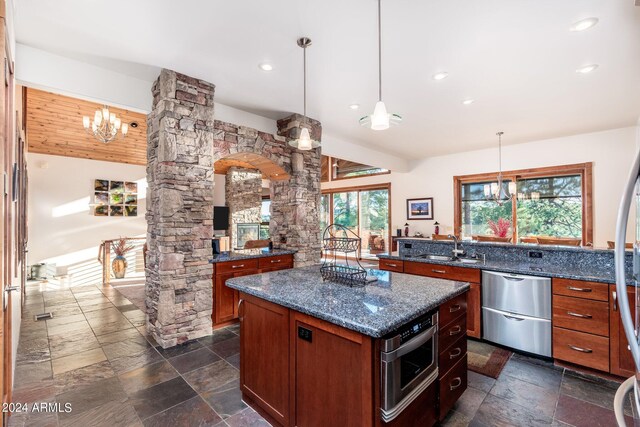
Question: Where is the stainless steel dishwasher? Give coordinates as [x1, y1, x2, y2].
[482, 270, 552, 357]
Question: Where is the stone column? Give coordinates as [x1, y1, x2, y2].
[225, 167, 262, 249]
[146, 69, 215, 348]
[273, 113, 322, 266]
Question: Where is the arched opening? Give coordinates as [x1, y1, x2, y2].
[213, 153, 289, 250]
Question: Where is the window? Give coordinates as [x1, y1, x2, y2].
[322, 184, 391, 259]
[321, 155, 390, 182]
[260, 198, 271, 240]
[454, 163, 593, 245]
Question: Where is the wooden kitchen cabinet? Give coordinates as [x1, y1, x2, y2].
[378, 258, 404, 273]
[293, 312, 374, 427]
[239, 294, 290, 426]
[610, 284, 636, 377]
[213, 255, 293, 326]
[395, 261, 481, 338]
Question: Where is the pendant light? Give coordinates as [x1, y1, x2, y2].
[359, 0, 401, 130]
[484, 132, 517, 205]
[289, 37, 320, 151]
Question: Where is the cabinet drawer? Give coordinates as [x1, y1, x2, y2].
[258, 254, 293, 270]
[379, 258, 404, 273]
[439, 312, 466, 352]
[216, 258, 259, 274]
[552, 278, 609, 302]
[404, 261, 480, 283]
[553, 295, 609, 337]
[553, 327, 609, 372]
[438, 335, 467, 378]
[439, 292, 468, 329]
[439, 354, 467, 421]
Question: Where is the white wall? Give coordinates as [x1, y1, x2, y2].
[27, 153, 147, 282]
[323, 127, 638, 248]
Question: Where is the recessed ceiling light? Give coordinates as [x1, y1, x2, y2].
[130, 122, 139, 128]
[259, 63, 273, 71]
[576, 64, 599, 74]
[570, 17, 599, 32]
[432, 72, 449, 81]
[462, 99, 474, 105]
[349, 104, 360, 110]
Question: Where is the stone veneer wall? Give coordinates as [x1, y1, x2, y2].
[225, 167, 262, 249]
[213, 117, 321, 266]
[145, 69, 215, 348]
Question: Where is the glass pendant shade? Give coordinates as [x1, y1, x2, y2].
[508, 181, 517, 195]
[82, 116, 90, 129]
[298, 128, 312, 150]
[371, 101, 390, 130]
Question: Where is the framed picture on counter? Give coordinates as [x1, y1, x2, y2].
[407, 197, 433, 220]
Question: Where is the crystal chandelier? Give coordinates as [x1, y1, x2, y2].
[83, 105, 129, 144]
[484, 132, 516, 205]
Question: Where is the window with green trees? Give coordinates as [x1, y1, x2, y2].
[455, 163, 592, 245]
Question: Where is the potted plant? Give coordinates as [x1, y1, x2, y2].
[112, 237, 135, 279]
[484, 218, 512, 242]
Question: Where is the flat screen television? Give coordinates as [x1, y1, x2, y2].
[213, 206, 230, 230]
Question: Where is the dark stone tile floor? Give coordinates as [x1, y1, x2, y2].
[9, 280, 266, 427]
[9, 279, 639, 426]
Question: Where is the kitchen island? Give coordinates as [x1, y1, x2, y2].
[226, 266, 470, 427]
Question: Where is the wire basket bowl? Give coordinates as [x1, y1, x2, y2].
[320, 224, 368, 287]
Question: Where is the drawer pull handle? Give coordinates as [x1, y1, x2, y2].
[449, 347, 462, 359]
[432, 269, 447, 274]
[387, 263, 398, 267]
[231, 264, 246, 269]
[567, 311, 592, 319]
[613, 291, 617, 311]
[449, 377, 462, 391]
[449, 304, 461, 313]
[270, 259, 282, 263]
[449, 325, 462, 336]
[568, 344, 593, 353]
[567, 286, 592, 293]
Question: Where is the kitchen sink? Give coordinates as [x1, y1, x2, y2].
[424, 254, 455, 261]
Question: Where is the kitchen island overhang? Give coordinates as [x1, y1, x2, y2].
[227, 266, 470, 427]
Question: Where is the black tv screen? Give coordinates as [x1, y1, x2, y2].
[213, 206, 230, 230]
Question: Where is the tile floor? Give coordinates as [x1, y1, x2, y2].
[9, 278, 637, 427]
[9, 280, 266, 427]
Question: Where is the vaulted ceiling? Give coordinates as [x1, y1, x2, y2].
[15, 0, 640, 159]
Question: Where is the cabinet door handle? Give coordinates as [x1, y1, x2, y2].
[232, 264, 245, 269]
[432, 269, 447, 274]
[567, 311, 592, 319]
[270, 259, 281, 263]
[387, 263, 398, 267]
[613, 291, 618, 311]
[449, 347, 462, 359]
[567, 286, 592, 293]
[238, 299, 245, 320]
[449, 325, 462, 336]
[568, 344, 593, 353]
[449, 304, 461, 313]
[449, 377, 462, 391]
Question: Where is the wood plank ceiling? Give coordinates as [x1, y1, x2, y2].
[26, 88, 147, 165]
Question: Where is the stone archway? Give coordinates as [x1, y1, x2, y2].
[145, 69, 321, 347]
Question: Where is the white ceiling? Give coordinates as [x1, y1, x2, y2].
[14, 0, 640, 159]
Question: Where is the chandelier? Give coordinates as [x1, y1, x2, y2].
[83, 105, 129, 144]
[484, 132, 516, 205]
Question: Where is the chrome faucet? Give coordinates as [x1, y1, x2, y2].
[448, 234, 466, 259]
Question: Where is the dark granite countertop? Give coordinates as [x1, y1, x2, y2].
[225, 266, 470, 338]
[378, 253, 618, 284]
[209, 248, 296, 264]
